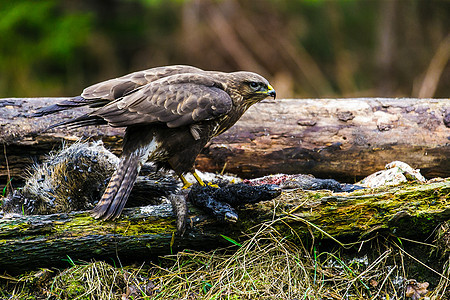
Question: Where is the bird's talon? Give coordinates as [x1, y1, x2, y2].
[225, 212, 238, 223]
[182, 182, 193, 189]
[180, 174, 194, 189]
[207, 182, 219, 188]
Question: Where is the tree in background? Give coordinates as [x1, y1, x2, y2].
[0, 0, 448, 99]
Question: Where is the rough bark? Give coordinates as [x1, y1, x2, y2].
[1, 97, 449, 184]
[0, 179, 448, 272]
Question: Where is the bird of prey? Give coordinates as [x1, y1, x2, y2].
[33, 65, 276, 220]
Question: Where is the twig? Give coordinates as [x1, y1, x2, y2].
[418, 34, 450, 98]
[371, 265, 396, 300]
[3, 143, 12, 194]
[393, 242, 450, 282]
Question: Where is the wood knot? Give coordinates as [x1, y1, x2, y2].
[337, 111, 354, 122]
[297, 119, 317, 126]
[444, 112, 450, 128]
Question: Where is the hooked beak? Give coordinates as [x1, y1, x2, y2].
[266, 84, 276, 99]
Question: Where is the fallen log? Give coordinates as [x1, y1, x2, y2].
[1, 98, 449, 184]
[0, 179, 448, 272]
[203, 98, 450, 181]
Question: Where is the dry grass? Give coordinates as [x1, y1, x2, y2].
[147, 218, 450, 299]
[151, 223, 317, 299]
[3, 261, 155, 300]
[2, 219, 449, 299]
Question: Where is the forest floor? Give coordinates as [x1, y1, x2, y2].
[1, 185, 449, 300]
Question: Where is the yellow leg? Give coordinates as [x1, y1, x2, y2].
[193, 170, 219, 188]
[180, 174, 194, 189]
[192, 170, 206, 186]
[180, 170, 218, 189]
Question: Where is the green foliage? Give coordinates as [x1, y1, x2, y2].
[0, 0, 448, 98]
[220, 234, 242, 247]
[0, 0, 92, 96]
[2, 178, 12, 197]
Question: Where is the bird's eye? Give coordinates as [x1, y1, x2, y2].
[249, 82, 259, 89]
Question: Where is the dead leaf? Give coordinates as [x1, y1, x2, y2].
[405, 279, 429, 300]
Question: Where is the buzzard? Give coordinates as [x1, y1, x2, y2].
[34, 65, 276, 220]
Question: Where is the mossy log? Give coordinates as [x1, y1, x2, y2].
[1, 97, 449, 184]
[0, 179, 448, 273]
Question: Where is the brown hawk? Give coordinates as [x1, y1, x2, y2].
[34, 65, 276, 220]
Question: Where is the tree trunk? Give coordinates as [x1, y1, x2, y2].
[0, 179, 448, 273]
[1, 97, 449, 184]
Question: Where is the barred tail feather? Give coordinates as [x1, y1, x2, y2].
[47, 114, 107, 130]
[32, 95, 108, 130]
[31, 96, 94, 117]
[91, 152, 141, 220]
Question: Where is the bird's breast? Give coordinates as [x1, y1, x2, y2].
[136, 137, 164, 165]
[213, 107, 246, 137]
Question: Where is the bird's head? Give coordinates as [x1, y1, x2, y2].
[227, 72, 276, 107]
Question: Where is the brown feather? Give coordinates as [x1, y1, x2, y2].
[82, 65, 203, 100]
[33, 65, 276, 220]
[91, 148, 145, 220]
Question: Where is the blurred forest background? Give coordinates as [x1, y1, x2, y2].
[0, 0, 449, 99]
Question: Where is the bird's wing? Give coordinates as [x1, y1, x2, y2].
[91, 73, 233, 128]
[82, 65, 204, 101]
[32, 65, 203, 118]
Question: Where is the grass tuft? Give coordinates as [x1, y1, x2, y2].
[1, 220, 449, 299]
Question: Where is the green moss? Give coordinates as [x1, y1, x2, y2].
[52, 214, 177, 238]
[0, 221, 30, 235]
[113, 219, 176, 236]
[277, 180, 449, 239]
